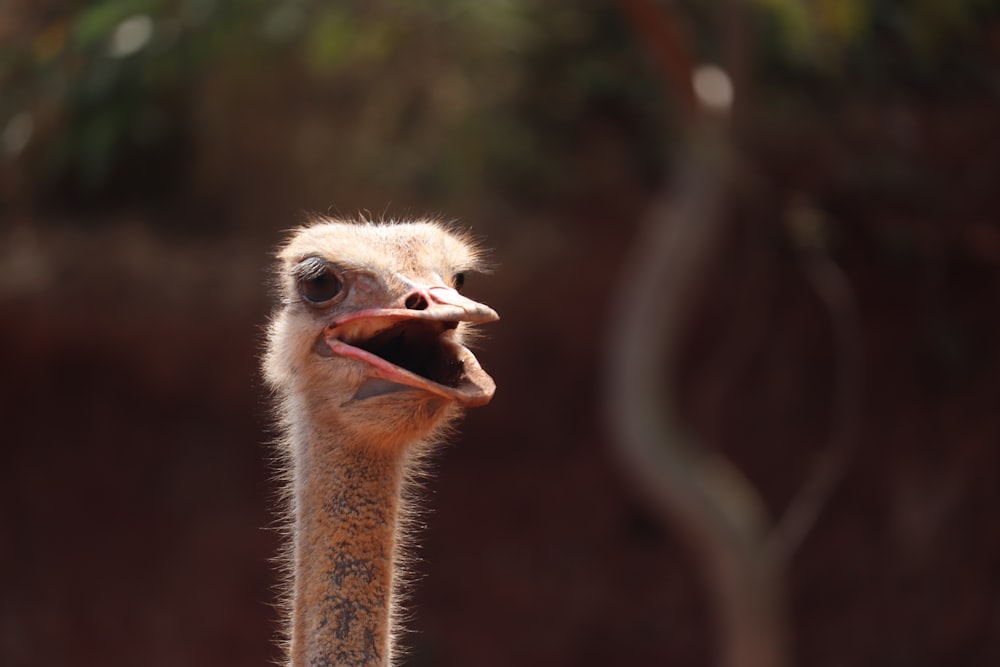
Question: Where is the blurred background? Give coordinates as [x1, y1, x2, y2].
[2, 1, 1000, 665]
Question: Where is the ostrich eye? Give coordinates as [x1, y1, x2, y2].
[452, 272, 465, 290]
[297, 260, 343, 304]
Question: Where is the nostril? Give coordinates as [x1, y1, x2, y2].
[404, 292, 429, 310]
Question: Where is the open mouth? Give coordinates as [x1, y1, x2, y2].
[325, 314, 496, 407]
[351, 319, 464, 387]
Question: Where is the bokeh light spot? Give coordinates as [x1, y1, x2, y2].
[2, 112, 34, 157]
[692, 64, 734, 112]
[109, 15, 154, 58]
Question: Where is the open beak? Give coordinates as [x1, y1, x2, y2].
[324, 286, 499, 407]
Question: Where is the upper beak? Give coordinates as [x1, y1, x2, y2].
[415, 285, 500, 323]
[331, 285, 499, 329]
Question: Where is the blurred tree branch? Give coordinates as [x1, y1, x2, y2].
[768, 197, 864, 562]
[615, 0, 699, 117]
[608, 2, 789, 666]
[606, 125, 792, 667]
[609, 3, 869, 666]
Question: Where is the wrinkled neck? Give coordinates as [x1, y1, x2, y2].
[289, 424, 404, 667]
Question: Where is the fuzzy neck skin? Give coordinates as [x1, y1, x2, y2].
[289, 419, 405, 667]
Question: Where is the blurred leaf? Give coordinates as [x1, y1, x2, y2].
[303, 7, 356, 72]
[751, 0, 814, 58]
[815, 0, 868, 44]
[33, 21, 70, 64]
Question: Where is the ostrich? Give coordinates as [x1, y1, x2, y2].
[262, 218, 499, 667]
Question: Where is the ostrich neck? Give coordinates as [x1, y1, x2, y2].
[289, 423, 404, 667]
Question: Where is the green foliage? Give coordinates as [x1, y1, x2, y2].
[1, 0, 998, 206]
[750, 0, 1000, 86]
[0, 0, 542, 201]
[0, 0, 271, 195]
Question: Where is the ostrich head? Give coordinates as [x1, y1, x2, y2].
[264, 219, 499, 449]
